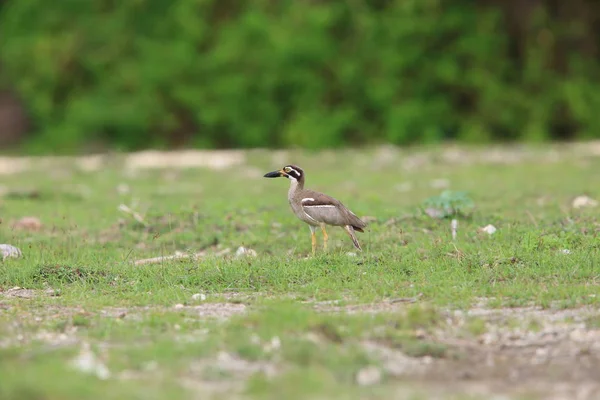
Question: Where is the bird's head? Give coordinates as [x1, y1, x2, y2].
[263, 164, 304, 182]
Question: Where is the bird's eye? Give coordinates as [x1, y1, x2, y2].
[284, 167, 291, 172]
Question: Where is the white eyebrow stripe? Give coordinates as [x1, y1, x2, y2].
[286, 167, 301, 176]
[301, 198, 315, 203]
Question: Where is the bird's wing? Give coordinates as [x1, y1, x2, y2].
[300, 192, 347, 226]
[301, 191, 366, 229]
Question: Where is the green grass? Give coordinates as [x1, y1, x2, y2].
[0, 144, 599, 399]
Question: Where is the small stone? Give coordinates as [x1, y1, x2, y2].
[560, 249, 571, 255]
[572, 195, 598, 209]
[143, 361, 158, 371]
[191, 293, 207, 301]
[481, 224, 497, 235]
[69, 343, 111, 380]
[414, 329, 427, 339]
[430, 178, 450, 189]
[451, 219, 458, 240]
[569, 329, 588, 342]
[263, 336, 281, 353]
[356, 365, 382, 386]
[116, 183, 130, 194]
[217, 351, 233, 363]
[394, 182, 413, 192]
[0, 244, 22, 260]
[174, 303, 185, 310]
[425, 208, 445, 219]
[250, 334, 261, 345]
[346, 252, 357, 257]
[5, 287, 35, 298]
[44, 288, 60, 296]
[235, 246, 257, 257]
[532, 347, 549, 365]
[11, 216, 43, 231]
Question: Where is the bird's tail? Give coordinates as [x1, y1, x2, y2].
[343, 207, 367, 232]
[344, 225, 362, 251]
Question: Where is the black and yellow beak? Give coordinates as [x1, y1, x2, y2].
[264, 169, 286, 178]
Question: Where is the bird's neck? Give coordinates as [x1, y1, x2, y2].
[288, 178, 304, 199]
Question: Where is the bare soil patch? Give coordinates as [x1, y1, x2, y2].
[2, 292, 598, 399]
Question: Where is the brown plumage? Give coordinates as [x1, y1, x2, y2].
[264, 164, 367, 254]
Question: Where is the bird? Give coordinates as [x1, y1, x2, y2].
[263, 164, 367, 254]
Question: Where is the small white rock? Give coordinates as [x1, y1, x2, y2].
[173, 303, 185, 309]
[250, 334, 261, 345]
[394, 182, 413, 192]
[217, 351, 234, 363]
[560, 249, 571, 255]
[346, 252, 357, 257]
[0, 244, 22, 260]
[481, 224, 497, 235]
[69, 343, 111, 380]
[235, 246, 257, 257]
[263, 336, 281, 353]
[572, 195, 598, 209]
[424, 208, 445, 219]
[143, 361, 158, 371]
[430, 178, 450, 189]
[191, 293, 207, 301]
[116, 183, 130, 194]
[356, 366, 382, 386]
[451, 219, 458, 240]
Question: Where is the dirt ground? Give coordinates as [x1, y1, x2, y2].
[2, 288, 598, 400]
[380, 305, 600, 400]
[306, 297, 599, 399]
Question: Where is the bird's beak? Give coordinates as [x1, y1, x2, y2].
[264, 170, 285, 178]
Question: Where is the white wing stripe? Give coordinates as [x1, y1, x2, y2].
[301, 198, 315, 203]
[303, 205, 336, 208]
[302, 210, 318, 223]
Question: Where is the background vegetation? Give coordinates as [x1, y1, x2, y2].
[1, 0, 600, 152]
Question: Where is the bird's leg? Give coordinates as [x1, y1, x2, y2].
[344, 225, 362, 251]
[309, 225, 317, 255]
[320, 224, 328, 251]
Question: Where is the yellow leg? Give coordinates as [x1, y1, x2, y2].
[321, 224, 328, 251]
[310, 226, 317, 255]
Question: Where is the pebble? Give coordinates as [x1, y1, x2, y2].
[11, 216, 43, 231]
[572, 195, 598, 209]
[481, 224, 497, 235]
[263, 336, 281, 353]
[356, 365, 382, 386]
[191, 293, 207, 301]
[0, 244, 22, 260]
[69, 343, 110, 380]
[235, 246, 257, 257]
[430, 178, 450, 189]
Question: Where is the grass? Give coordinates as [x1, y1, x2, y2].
[0, 144, 599, 399]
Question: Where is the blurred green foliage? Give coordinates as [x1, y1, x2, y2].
[1, 0, 600, 152]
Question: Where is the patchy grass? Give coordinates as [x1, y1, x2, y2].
[0, 144, 600, 399]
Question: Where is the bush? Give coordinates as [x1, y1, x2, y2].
[0, 0, 599, 152]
